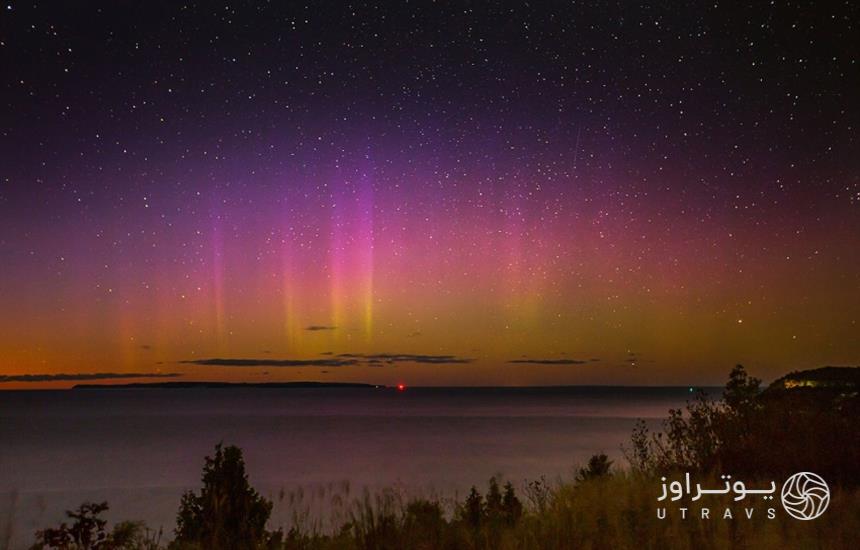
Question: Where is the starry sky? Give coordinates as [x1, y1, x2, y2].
[1, 2, 858, 388]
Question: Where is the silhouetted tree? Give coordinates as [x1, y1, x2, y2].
[501, 482, 523, 525]
[461, 487, 483, 529]
[576, 453, 613, 483]
[723, 364, 761, 415]
[31, 502, 110, 550]
[30, 502, 159, 550]
[484, 477, 503, 518]
[459, 479, 523, 535]
[172, 444, 273, 550]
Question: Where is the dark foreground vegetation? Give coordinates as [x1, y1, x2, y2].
[19, 365, 860, 550]
[627, 365, 860, 484]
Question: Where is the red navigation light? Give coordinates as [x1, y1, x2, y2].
[396, 383, 406, 392]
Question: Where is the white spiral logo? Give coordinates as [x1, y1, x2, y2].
[781, 472, 830, 520]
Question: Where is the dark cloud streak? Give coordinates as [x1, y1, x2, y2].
[507, 359, 589, 365]
[336, 353, 473, 364]
[182, 358, 358, 367]
[0, 372, 183, 383]
[182, 353, 474, 368]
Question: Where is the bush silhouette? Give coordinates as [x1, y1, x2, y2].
[30, 502, 110, 550]
[401, 500, 444, 547]
[172, 444, 274, 550]
[29, 502, 160, 550]
[626, 364, 860, 484]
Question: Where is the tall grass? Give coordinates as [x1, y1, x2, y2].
[15, 473, 858, 548]
[266, 472, 859, 550]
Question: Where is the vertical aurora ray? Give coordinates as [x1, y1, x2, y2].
[357, 170, 375, 341]
[281, 238, 301, 352]
[328, 179, 347, 339]
[210, 209, 227, 352]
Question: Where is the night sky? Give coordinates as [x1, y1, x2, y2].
[1, 2, 858, 387]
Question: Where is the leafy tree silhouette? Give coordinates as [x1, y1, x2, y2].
[30, 502, 159, 550]
[31, 502, 110, 549]
[172, 444, 275, 550]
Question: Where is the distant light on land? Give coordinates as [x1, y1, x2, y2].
[397, 383, 406, 392]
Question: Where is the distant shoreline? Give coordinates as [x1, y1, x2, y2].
[72, 381, 385, 390]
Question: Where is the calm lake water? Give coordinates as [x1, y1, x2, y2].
[0, 386, 707, 547]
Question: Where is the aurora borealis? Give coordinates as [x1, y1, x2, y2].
[1, 2, 858, 388]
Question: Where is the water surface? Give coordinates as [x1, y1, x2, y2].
[0, 386, 707, 547]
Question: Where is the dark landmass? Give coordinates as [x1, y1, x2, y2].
[72, 381, 383, 389]
[766, 365, 860, 390]
[757, 367, 859, 436]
